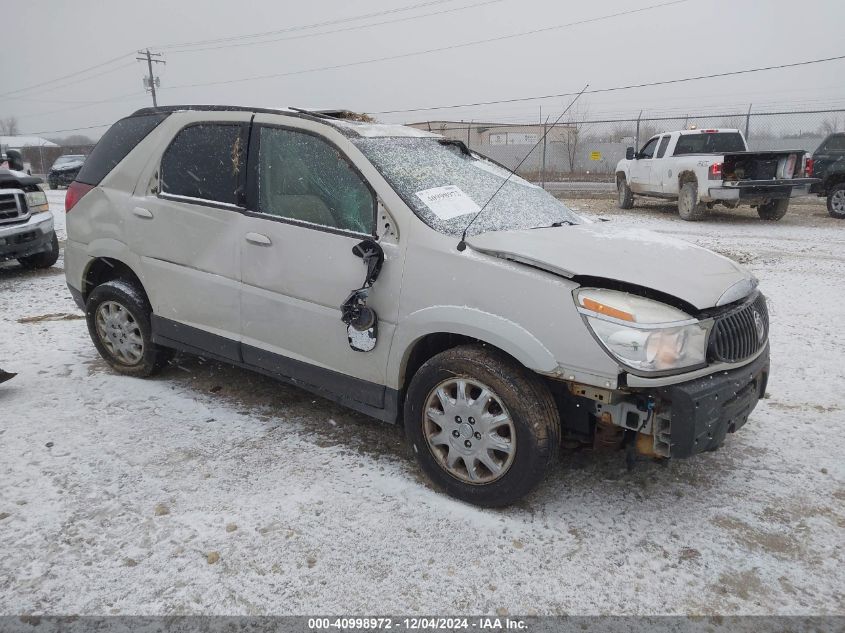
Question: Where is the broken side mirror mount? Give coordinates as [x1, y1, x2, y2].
[341, 239, 384, 352]
[625, 147, 635, 161]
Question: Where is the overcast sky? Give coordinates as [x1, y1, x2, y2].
[2, 0, 844, 139]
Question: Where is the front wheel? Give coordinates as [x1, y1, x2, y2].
[757, 198, 789, 221]
[827, 183, 845, 219]
[404, 345, 560, 507]
[18, 232, 59, 269]
[85, 280, 172, 377]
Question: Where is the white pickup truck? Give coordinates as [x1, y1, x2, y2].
[615, 129, 816, 221]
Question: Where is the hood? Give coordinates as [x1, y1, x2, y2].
[466, 223, 755, 310]
[51, 161, 84, 172]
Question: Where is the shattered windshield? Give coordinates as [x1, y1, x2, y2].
[351, 137, 582, 237]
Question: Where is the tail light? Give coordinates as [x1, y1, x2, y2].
[805, 157, 814, 178]
[708, 163, 722, 180]
[65, 181, 93, 212]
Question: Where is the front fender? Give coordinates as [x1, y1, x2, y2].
[388, 305, 558, 388]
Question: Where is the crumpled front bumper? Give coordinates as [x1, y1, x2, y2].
[0, 211, 55, 261]
[653, 345, 770, 458]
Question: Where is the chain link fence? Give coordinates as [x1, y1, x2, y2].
[409, 108, 845, 183]
[6, 107, 845, 183]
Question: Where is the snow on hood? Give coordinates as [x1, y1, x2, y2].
[466, 223, 755, 310]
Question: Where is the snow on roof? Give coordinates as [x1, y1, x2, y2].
[328, 119, 440, 138]
[0, 135, 59, 149]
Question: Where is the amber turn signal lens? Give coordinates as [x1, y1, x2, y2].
[581, 297, 635, 322]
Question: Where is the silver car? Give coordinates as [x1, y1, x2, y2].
[64, 106, 770, 506]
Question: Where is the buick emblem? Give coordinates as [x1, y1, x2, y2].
[752, 309, 765, 342]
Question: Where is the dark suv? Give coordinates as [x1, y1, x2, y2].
[47, 154, 86, 190]
[811, 133, 845, 218]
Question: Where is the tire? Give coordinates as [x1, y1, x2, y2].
[827, 183, 845, 219]
[757, 198, 789, 221]
[617, 176, 634, 209]
[85, 280, 173, 377]
[403, 344, 560, 507]
[677, 181, 708, 221]
[17, 232, 59, 269]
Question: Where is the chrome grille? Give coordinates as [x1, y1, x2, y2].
[0, 190, 27, 225]
[708, 293, 769, 363]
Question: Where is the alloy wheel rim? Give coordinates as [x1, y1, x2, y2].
[423, 377, 516, 484]
[832, 190, 845, 213]
[95, 301, 144, 365]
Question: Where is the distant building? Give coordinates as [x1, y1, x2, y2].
[405, 120, 575, 146]
[0, 135, 59, 150]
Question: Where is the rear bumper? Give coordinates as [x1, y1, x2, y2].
[706, 178, 818, 201]
[653, 345, 769, 458]
[0, 212, 54, 261]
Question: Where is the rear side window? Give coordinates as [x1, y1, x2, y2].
[76, 113, 169, 185]
[820, 135, 845, 152]
[655, 135, 671, 158]
[161, 123, 245, 206]
[674, 132, 745, 155]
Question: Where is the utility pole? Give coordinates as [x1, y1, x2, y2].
[136, 49, 165, 107]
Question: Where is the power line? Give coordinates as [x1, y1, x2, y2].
[166, 0, 504, 54]
[0, 52, 135, 99]
[155, 0, 459, 50]
[15, 92, 147, 121]
[0, 61, 139, 103]
[164, 0, 692, 90]
[376, 53, 845, 115]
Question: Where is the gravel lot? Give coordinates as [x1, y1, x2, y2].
[1, 190, 843, 616]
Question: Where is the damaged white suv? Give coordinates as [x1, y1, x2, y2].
[64, 106, 770, 507]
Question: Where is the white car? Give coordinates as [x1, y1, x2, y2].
[64, 107, 771, 506]
[615, 128, 816, 220]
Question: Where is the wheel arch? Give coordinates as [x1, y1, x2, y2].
[390, 307, 559, 392]
[823, 171, 845, 194]
[82, 256, 148, 304]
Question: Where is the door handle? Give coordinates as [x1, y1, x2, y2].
[245, 232, 272, 246]
[132, 207, 153, 219]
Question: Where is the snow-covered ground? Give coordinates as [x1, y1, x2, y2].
[0, 191, 843, 616]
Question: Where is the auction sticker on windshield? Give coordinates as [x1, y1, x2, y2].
[415, 185, 480, 220]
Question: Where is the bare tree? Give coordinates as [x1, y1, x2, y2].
[61, 134, 96, 146]
[0, 116, 20, 136]
[818, 116, 843, 136]
[561, 106, 591, 174]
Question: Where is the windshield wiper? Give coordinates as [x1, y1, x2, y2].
[437, 138, 472, 156]
[530, 221, 574, 229]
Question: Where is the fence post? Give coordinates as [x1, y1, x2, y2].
[541, 119, 548, 189]
[635, 111, 642, 149]
[745, 104, 752, 142]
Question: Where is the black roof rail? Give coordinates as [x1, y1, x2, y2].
[129, 104, 322, 121]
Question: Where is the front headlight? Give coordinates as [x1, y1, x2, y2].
[576, 288, 709, 373]
[25, 188, 50, 213]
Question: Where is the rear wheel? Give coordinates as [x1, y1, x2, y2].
[18, 232, 59, 269]
[827, 183, 845, 219]
[617, 176, 634, 209]
[404, 345, 560, 507]
[677, 181, 707, 221]
[757, 198, 789, 221]
[85, 280, 172, 377]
